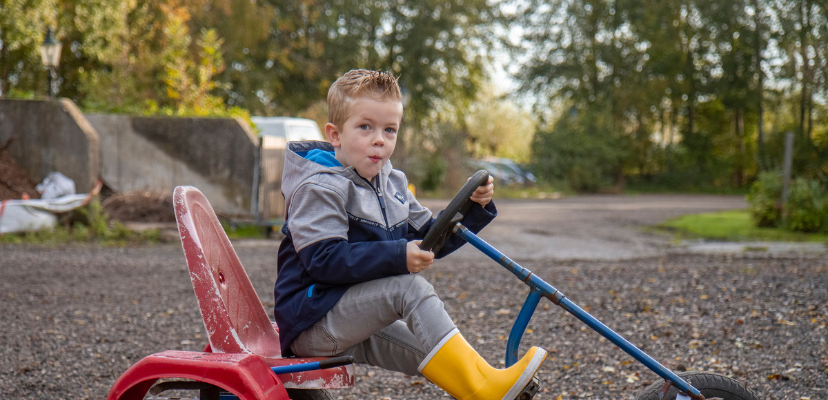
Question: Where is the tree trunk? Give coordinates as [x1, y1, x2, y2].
[807, 91, 813, 140]
[736, 108, 745, 186]
[753, 0, 766, 170]
[0, 44, 8, 97]
[799, 0, 810, 141]
[688, 102, 694, 138]
[685, 31, 696, 142]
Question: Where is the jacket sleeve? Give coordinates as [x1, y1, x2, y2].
[406, 200, 497, 259]
[288, 180, 409, 284]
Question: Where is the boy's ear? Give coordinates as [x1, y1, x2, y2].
[325, 123, 341, 147]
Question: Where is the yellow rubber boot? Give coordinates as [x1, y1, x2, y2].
[420, 331, 547, 400]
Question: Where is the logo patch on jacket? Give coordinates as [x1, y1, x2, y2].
[394, 192, 406, 204]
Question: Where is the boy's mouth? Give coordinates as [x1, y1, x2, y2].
[368, 156, 382, 163]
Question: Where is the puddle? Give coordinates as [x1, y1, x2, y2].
[675, 240, 827, 256]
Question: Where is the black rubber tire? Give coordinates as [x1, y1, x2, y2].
[635, 371, 759, 400]
[285, 388, 335, 400]
[420, 169, 489, 252]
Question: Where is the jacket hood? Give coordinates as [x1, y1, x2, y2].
[282, 141, 393, 218]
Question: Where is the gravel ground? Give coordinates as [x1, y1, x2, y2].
[1, 244, 826, 400]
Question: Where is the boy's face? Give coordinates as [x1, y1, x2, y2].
[326, 97, 403, 181]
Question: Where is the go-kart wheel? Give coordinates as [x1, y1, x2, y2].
[419, 170, 490, 253]
[285, 388, 335, 400]
[635, 371, 759, 400]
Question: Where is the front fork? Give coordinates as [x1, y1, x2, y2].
[454, 224, 704, 400]
[506, 289, 542, 367]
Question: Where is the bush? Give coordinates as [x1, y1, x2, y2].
[786, 178, 828, 233]
[746, 171, 783, 227]
[531, 108, 626, 192]
[746, 171, 828, 233]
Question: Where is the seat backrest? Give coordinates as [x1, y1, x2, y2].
[173, 186, 281, 358]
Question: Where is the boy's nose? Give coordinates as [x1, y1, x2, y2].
[372, 133, 384, 146]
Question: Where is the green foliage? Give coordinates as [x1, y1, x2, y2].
[531, 107, 626, 192]
[0, 0, 58, 97]
[786, 178, 828, 233]
[465, 88, 536, 163]
[2, 0, 490, 174]
[160, 7, 228, 116]
[6, 0, 828, 197]
[398, 121, 468, 194]
[747, 171, 828, 233]
[659, 210, 828, 242]
[221, 221, 270, 240]
[747, 171, 783, 227]
[420, 155, 448, 193]
[508, 0, 828, 192]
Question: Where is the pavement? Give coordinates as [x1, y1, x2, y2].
[231, 193, 827, 259]
[423, 193, 826, 260]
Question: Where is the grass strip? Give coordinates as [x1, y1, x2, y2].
[659, 210, 828, 242]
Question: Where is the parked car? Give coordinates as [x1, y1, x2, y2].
[468, 157, 536, 187]
[250, 116, 324, 142]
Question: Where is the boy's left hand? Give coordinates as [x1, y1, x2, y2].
[469, 175, 494, 207]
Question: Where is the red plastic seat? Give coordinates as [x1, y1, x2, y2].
[173, 186, 354, 388]
[175, 185, 283, 358]
[107, 186, 353, 400]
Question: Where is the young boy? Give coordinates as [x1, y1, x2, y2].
[273, 69, 546, 400]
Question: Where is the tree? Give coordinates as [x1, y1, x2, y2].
[65, 0, 167, 112]
[0, 0, 58, 97]
[182, 0, 493, 124]
[465, 89, 536, 163]
[506, 0, 826, 191]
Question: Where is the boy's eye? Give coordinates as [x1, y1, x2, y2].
[359, 124, 370, 130]
[385, 128, 398, 134]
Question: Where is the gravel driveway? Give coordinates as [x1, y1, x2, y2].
[2, 194, 826, 400]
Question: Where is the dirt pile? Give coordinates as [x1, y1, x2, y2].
[0, 144, 39, 200]
[1, 143, 173, 222]
[102, 190, 176, 223]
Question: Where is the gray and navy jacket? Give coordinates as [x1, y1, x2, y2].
[273, 141, 497, 355]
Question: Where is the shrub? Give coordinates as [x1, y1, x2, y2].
[747, 172, 828, 233]
[530, 108, 626, 192]
[746, 171, 783, 227]
[785, 178, 828, 233]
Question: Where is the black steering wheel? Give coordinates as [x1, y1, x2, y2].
[419, 170, 490, 253]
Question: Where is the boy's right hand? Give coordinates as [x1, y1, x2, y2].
[407, 240, 434, 273]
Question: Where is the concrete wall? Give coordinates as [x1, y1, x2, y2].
[0, 99, 100, 193]
[86, 114, 258, 215]
[0, 99, 259, 216]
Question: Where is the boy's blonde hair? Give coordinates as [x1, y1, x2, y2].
[327, 69, 402, 127]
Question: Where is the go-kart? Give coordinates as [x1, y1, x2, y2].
[107, 171, 759, 400]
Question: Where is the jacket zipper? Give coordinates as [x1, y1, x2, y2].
[362, 176, 392, 240]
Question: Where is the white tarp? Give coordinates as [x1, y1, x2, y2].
[36, 172, 76, 199]
[0, 194, 91, 234]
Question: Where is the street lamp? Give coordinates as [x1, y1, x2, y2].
[40, 26, 62, 100]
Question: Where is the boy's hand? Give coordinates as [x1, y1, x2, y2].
[407, 240, 434, 273]
[469, 175, 494, 207]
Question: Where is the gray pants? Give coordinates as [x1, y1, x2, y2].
[290, 274, 457, 376]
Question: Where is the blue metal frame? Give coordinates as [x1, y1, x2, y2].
[271, 362, 324, 375]
[454, 224, 701, 398]
[270, 355, 354, 375]
[506, 289, 541, 367]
